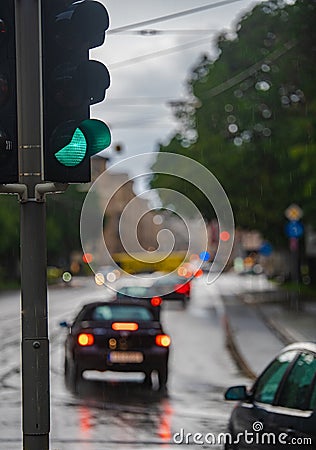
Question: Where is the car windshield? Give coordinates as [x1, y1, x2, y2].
[85, 305, 154, 322]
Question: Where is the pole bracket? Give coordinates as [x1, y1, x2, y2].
[35, 183, 69, 202]
[0, 183, 69, 202]
[0, 183, 28, 202]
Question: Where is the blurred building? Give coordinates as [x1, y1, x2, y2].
[89, 157, 217, 269]
[91, 157, 161, 260]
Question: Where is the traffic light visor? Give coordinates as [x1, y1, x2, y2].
[55, 0, 110, 50]
[79, 119, 111, 156]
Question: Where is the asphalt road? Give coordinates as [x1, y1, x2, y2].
[0, 273, 271, 450]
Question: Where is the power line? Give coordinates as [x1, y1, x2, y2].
[113, 29, 218, 36]
[104, 97, 198, 106]
[105, 97, 180, 105]
[109, 36, 215, 70]
[108, 118, 176, 129]
[109, 0, 242, 34]
[204, 40, 297, 98]
[103, 41, 297, 129]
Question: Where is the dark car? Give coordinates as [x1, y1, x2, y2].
[224, 342, 316, 449]
[61, 299, 170, 391]
[115, 285, 163, 319]
[152, 274, 192, 308]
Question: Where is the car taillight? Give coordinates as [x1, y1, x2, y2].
[77, 333, 94, 346]
[112, 322, 139, 331]
[175, 283, 189, 294]
[151, 296, 163, 307]
[155, 334, 171, 347]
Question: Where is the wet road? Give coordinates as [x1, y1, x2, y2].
[0, 273, 270, 450]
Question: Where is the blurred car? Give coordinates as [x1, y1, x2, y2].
[224, 342, 316, 449]
[61, 299, 170, 391]
[152, 273, 192, 308]
[114, 285, 163, 320]
[115, 285, 158, 300]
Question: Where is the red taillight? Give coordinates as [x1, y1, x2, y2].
[155, 334, 171, 347]
[77, 333, 94, 346]
[151, 296, 163, 307]
[175, 283, 190, 294]
[112, 322, 139, 331]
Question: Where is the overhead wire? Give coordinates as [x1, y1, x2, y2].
[109, 0, 243, 34]
[108, 1, 245, 70]
[204, 40, 297, 98]
[103, 0, 294, 127]
[109, 35, 216, 70]
[115, 29, 218, 36]
[102, 41, 297, 129]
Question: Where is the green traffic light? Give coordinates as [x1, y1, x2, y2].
[54, 119, 111, 167]
[55, 127, 87, 166]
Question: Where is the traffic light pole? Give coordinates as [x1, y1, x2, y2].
[15, 0, 50, 448]
[0, 0, 110, 446]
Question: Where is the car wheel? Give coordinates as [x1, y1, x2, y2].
[143, 371, 153, 387]
[65, 358, 81, 392]
[157, 364, 168, 388]
[224, 441, 238, 450]
[224, 428, 238, 450]
[64, 357, 72, 386]
[64, 356, 68, 377]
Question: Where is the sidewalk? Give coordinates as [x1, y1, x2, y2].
[222, 287, 316, 380]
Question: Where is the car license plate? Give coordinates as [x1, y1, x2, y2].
[109, 351, 143, 363]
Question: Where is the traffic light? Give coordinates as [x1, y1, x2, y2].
[0, 1, 18, 184]
[41, 0, 111, 183]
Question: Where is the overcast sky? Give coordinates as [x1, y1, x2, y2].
[90, 0, 265, 180]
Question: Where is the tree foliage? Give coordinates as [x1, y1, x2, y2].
[151, 0, 316, 247]
[46, 186, 86, 267]
[0, 186, 86, 282]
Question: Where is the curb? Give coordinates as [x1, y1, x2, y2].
[222, 314, 257, 381]
[256, 309, 305, 345]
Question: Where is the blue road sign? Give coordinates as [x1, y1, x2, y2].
[259, 242, 273, 256]
[285, 220, 304, 238]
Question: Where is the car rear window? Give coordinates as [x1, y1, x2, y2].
[118, 286, 151, 297]
[87, 305, 154, 322]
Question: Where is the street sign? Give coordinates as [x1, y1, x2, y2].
[285, 220, 304, 238]
[259, 241, 273, 256]
[285, 204, 303, 221]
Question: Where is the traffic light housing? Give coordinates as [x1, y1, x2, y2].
[0, 0, 18, 184]
[41, 0, 111, 183]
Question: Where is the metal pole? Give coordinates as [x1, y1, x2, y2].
[15, 0, 50, 448]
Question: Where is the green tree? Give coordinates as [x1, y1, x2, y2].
[0, 196, 19, 282]
[46, 186, 86, 267]
[151, 0, 316, 247]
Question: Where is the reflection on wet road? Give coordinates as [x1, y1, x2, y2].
[0, 274, 252, 449]
[50, 275, 248, 449]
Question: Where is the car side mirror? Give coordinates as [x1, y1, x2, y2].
[224, 385, 249, 401]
